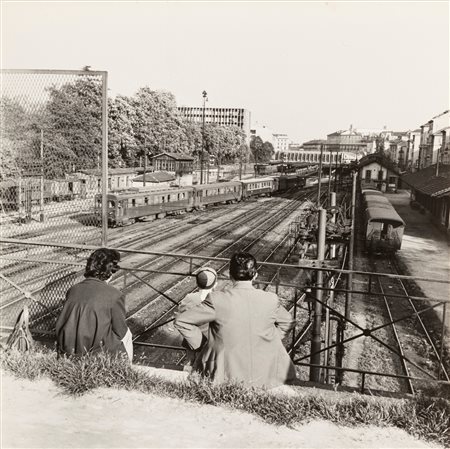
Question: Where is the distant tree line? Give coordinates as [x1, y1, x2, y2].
[1, 78, 256, 179]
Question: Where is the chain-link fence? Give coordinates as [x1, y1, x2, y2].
[1, 69, 108, 332]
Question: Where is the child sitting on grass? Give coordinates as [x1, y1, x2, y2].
[177, 267, 217, 372]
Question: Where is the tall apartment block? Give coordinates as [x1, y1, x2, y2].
[178, 106, 251, 141]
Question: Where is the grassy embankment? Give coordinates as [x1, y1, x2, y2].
[2, 348, 449, 447]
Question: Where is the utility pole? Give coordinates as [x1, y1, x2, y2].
[327, 147, 332, 206]
[317, 144, 324, 205]
[39, 129, 45, 222]
[345, 171, 357, 320]
[201, 90, 207, 184]
[143, 137, 147, 187]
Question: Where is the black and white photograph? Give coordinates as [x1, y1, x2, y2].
[1, 1, 449, 448]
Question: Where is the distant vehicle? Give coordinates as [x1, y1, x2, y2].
[362, 188, 405, 253]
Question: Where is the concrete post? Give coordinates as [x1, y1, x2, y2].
[310, 207, 327, 382]
[330, 191, 336, 258]
[345, 171, 357, 320]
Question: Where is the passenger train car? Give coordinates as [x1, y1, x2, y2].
[0, 177, 83, 212]
[362, 189, 405, 253]
[96, 178, 276, 226]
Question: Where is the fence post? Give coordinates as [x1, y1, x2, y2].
[101, 71, 108, 247]
[310, 208, 326, 382]
[438, 302, 447, 380]
[290, 289, 298, 359]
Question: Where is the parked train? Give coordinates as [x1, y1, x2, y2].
[0, 177, 84, 212]
[362, 189, 405, 253]
[95, 175, 305, 226]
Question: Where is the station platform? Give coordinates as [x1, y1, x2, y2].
[385, 190, 450, 334]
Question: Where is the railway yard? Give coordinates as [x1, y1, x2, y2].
[1, 178, 449, 399]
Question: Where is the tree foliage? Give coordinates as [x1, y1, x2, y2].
[250, 136, 274, 163]
[1, 79, 248, 178]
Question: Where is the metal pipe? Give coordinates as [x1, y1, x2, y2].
[101, 71, 108, 246]
[345, 171, 357, 320]
[323, 277, 335, 382]
[310, 207, 327, 382]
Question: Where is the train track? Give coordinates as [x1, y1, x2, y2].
[130, 190, 316, 364]
[0, 189, 308, 333]
[0, 194, 292, 307]
[131, 190, 320, 367]
[371, 255, 449, 394]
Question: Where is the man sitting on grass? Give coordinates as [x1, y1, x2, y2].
[175, 252, 296, 387]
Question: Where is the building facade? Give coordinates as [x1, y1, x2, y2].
[358, 153, 400, 192]
[273, 133, 290, 152]
[178, 106, 251, 140]
[418, 111, 450, 169]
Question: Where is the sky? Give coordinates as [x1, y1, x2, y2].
[2, 1, 449, 144]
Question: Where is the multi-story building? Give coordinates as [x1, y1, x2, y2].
[407, 129, 421, 170]
[326, 125, 374, 154]
[178, 106, 251, 141]
[431, 110, 450, 166]
[273, 133, 290, 152]
[418, 111, 450, 169]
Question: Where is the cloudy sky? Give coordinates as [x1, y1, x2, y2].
[2, 1, 449, 143]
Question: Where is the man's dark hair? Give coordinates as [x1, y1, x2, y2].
[84, 248, 121, 281]
[229, 252, 257, 281]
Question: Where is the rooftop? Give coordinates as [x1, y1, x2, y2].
[401, 164, 450, 197]
[357, 153, 400, 174]
[133, 171, 175, 183]
[152, 152, 195, 161]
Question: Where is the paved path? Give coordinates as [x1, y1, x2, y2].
[386, 190, 450, 335]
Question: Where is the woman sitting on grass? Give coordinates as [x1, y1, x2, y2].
[56, 248, 132, 361]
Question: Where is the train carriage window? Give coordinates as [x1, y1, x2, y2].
[168, 195, 171, 202]
[108, 200, 116, 208]
[131, 199, 136, 207]
[145, 197, 149, 205]
[162, 196, 165, 203]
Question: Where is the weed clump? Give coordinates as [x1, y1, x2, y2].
[1, 348, 449, 447]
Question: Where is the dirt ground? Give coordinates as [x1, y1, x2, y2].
[1, 369, 442, 449]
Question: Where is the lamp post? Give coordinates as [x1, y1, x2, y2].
[200, 90, 208, 184]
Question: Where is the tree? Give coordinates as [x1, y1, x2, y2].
[261, 141, 275, 162]
[250, 136, 273, 163]
[130, 88, 187, 161]
[43, 77, 103, 175]
[108, 95, 138, 167]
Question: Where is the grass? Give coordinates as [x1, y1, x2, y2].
[2, 348, 449, 447]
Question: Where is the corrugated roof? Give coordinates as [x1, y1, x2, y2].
[133, 171, 175, 183]
[402, 165, 450, 196]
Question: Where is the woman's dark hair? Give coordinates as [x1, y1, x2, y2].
[229, 252, 257, 281]
[84, 248, 121, 281]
